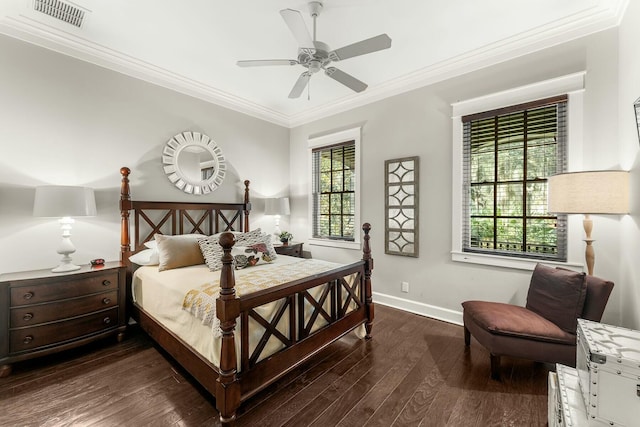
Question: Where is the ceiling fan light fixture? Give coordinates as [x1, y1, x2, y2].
[308, 60, 322, 74]
[237, 1, 391, 99]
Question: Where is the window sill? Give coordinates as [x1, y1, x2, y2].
[308, 238, 361, 250]
[451, 251, 584, 272]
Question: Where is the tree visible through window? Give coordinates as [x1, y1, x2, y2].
[312, 141, 355, 241]
[462, 95, 567, 260]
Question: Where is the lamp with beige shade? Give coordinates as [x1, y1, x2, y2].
[547, 170, 629, 275]
[264, 197, 290, 237]
[33, 185, 97, 272]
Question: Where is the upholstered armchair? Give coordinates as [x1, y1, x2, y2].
[462, 263, 614, 380]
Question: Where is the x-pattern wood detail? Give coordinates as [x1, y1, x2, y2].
[133, 208, 244, 249]
[180, 210, 211, 235]
[136, 210, 174, 246]
[247, 274, 364, 367]
[338, 272, 363, 318]
[247, 298, 292, 366]
[217, 210, 240, 232]
[299, 284, 333, 339]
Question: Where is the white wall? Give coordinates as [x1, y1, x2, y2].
[0, 35, 290, 274]
[618, 0, 640, 330]
[290, 28, 628, 325]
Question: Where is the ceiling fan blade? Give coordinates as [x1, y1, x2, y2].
[329, 34, 392, 61]
[325, 67, 367, 93]
[289, 72, 311, 98]
[237, 59, 298, 67]
[280, 8, 314, 50]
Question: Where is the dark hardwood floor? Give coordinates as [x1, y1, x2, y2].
[0, 305, 551, 426]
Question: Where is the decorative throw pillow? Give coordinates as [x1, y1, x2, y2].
[198, 234, 225, 271]
[232, 244, 274, 269]
[235, 229, 278, 260]
[525, 263, 587, 334]
[155, 233, 205, 272]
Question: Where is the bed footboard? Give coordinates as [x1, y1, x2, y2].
[215, 224, 374, 425]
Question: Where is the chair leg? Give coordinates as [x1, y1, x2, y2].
[490, 354, 501, 380]
[464, 325, 471, 346]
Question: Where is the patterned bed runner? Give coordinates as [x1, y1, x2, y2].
[182, 258, 341, 336]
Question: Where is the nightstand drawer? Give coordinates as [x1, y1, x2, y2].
[275, 242, 303, 258]
[10, 271, 119, 306]
[10, 290, 118, 328]
[9, 307, 119, 353]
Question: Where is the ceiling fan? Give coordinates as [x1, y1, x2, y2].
[237, 1, 392, 99]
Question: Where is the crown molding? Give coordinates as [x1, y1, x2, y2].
[0, 1, 628, 129]
[287, 2, 626, 127]
[0, 14, 291, 127]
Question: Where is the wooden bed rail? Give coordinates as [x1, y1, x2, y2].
[215, 223, 374, 424]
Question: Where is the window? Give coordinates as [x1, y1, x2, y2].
[451, 73, 585, 270]
[462, 95, 568, 261]
[312, 141, 355, 240]
[308, 127, 361, 249]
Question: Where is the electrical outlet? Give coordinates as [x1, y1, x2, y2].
[401, 281, 409, 293]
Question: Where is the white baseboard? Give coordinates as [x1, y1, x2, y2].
[372, 292, 464, 326]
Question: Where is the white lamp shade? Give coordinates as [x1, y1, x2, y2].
[548, 171, 629, 214]
[264, 197, 290, 216]
[33, 186, 97, 217]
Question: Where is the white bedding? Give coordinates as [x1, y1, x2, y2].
[132, 255, 346, 368]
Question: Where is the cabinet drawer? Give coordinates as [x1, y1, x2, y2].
[10, 290, 118, 328]
[10, 272, 119, 306]
[275, 243, 303, 258]
[10, 307, 119, 353]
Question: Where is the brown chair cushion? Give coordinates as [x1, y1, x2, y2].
[525, 263, 586, 334]
[462, 300, 575, 345]
[580, 274, 615, 321]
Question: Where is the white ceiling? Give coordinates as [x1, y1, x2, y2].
[0, 0, 628, 127]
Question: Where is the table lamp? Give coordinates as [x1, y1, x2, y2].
[33, 185, 97, 272]
[548, 170, 629, 275]
[264, 197, 290, 237]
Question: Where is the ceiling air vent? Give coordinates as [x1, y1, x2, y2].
[34, 0, 85, 28]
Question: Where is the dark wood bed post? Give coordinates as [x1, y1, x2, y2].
[243, 180, 251, 232]
[362, 223, 374, 339]
[216, 232, 241, 425]
[120, 167, 132, 266]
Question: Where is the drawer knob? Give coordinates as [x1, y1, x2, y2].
[103, 317, 111, 325]
[23, 313, 33, 321]
[23, 291, 34, 300]
[102, 280, 111, 286]
[23, 335, 33, 344]
[102, 297, 111, 305]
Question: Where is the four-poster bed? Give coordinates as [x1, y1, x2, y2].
[118, 167, 374, 424]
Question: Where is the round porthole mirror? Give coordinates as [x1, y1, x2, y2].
[162, 131, 226, 195]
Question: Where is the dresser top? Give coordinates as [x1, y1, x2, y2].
[0, 261, 123, 282]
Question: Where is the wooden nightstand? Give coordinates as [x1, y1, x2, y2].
[274, 242, 304, 258]
[0, 262, 126, 377]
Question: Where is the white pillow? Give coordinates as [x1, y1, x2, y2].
[129, 248, 159, 266]
[144, 240, 157, 250]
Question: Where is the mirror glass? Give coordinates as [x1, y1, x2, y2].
[162, 131, 226, 195]
[177, 146, 216, 182]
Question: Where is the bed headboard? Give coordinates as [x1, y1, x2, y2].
[119, 166, 251, 268]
